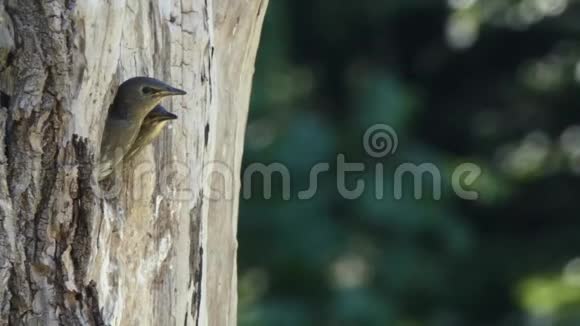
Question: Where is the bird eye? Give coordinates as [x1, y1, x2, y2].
[142, 86, 156, 95]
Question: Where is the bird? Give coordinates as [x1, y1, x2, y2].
[124, 105, 178, 161]
[98, 77, 186, 180]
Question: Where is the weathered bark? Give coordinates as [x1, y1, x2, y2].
[0, 0, 268, 325]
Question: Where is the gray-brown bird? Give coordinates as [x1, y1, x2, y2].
[124, 105, 177, 161]
[98, 77, 186, 180]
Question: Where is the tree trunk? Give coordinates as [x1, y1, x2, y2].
[0, 0, 267, 325]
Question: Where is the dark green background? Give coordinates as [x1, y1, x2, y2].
[239, 1, 580, 325]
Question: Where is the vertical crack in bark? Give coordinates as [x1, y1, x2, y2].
[70, 135, 94, 287]
[189, 194, 203, 326]
[85, 281, 105, 326]
[193, 246, 203, 326]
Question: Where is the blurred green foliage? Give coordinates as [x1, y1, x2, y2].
[239, 0, 580, 325]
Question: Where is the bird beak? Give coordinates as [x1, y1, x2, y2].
[161, 112, 178, 121]
[148, 105, 178, 121]
[156, 85, 187, 97]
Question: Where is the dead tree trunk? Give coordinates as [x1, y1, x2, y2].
[0, 0, 268, 325]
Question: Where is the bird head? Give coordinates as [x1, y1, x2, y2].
[123, 105, 178, 161]
[144, 105, 178, 124]
[110, 77, 186, 119]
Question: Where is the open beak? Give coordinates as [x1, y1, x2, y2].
[156, 85, 187, 97]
